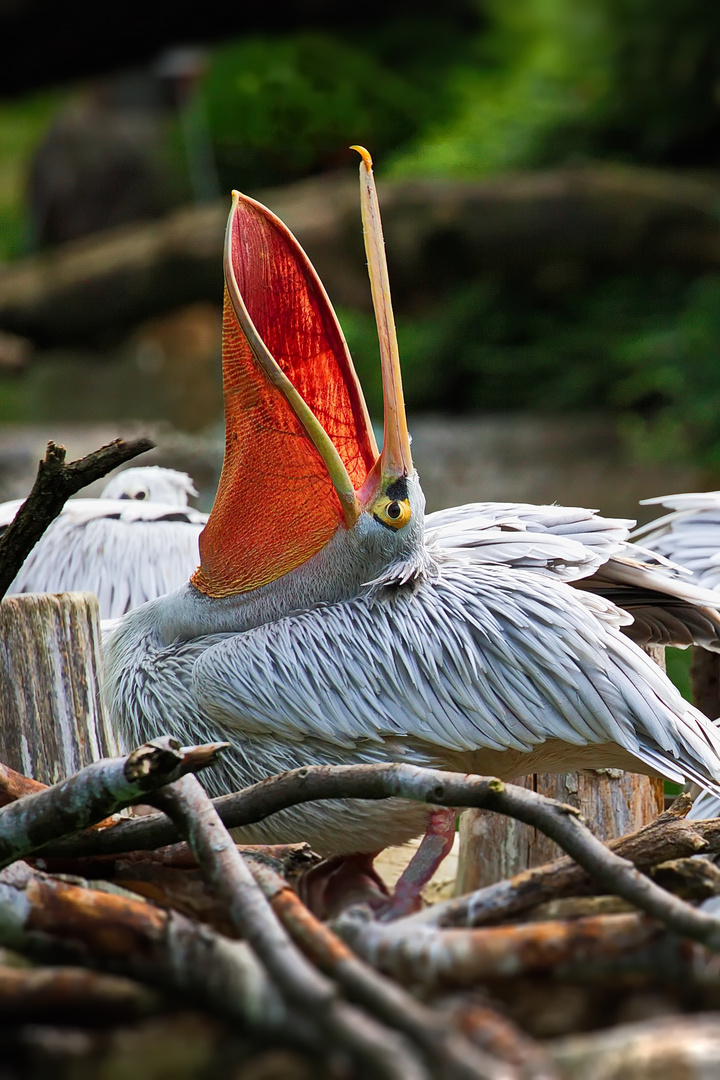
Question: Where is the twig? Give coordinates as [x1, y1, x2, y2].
[151, 774, 433, 1080]
[0, 761, 46, 808]
[251, 859, 513, 1080]
[0, 964, 162, 1021]
[406, 796, 720, 929]
[334, 910, 661, 989]
[38, 763, 720, 951]
[34, 840, 319, 878]
[0, 436, 154, 597]
[0, 860, 302, 1042]
[0, 737, 227, 869]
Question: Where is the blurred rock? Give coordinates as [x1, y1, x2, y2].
[0, 332, 32, 373]
[28, 77, 169, 249]
[5, 164, 720, 346]
[130, 303, 222, 432]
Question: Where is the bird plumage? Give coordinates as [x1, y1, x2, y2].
[1, 466, 206, 618]
[106, 478, 720, 855]
[633, 491, 720, 592]
[427, 500, 720, 650]
[104, 152, 720, 859]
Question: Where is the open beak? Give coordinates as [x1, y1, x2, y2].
[352, 147, 413, 492]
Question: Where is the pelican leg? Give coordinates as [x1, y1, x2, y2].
[380, 807, 457, 921]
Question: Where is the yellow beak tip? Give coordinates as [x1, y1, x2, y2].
[350, 145, 373, 170]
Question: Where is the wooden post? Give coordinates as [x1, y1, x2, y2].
[0, 592, 118, 784]
[456, 646, 667, 893]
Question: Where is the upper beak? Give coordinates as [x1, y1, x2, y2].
[352, 147, 413, 486]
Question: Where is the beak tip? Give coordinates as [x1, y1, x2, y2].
[350, 145, 373, 171]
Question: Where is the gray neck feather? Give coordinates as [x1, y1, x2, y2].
[139, 471, 430, 645]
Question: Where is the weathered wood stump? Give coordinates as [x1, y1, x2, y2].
[456, 646, 666, 892]
[0, 592, 117, 783]
[456, 771, 664, 893]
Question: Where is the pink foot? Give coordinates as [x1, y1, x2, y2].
[297, 809, 457, 921]
[298, 851, 389, 919]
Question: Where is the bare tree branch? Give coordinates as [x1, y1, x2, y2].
[151, 774, 434, 1080]
[407, 795, 720, 929]
[0, 436, 154, 597]
[251, 859, 533, 1080]
[0, 737, 227, 869]
[0, 761, 46, 808]
[35, 840, 320, 879]
[31, 762, 596, 857]
[334, 909, 660, 989]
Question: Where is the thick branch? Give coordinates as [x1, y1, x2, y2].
[252, 859, 527, 1080]
[36, 762, 593, 857]
[335, 910, 660, 989]
[151, 775, 430, 1080]
[0, 964, 161, 1021]
[407, 796, 720, 929]
[0, 860, 299, 1040]
[0, 436, 154, 597]
[0, 738, 227, 869]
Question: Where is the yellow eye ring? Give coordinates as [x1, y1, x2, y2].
[372, 496, 412, 531]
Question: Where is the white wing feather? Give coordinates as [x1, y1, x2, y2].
[3, 499, 206, 618]
[633, 492, 720, 592]
[191, 558, 720, 793]
[425, 502, 631, 582]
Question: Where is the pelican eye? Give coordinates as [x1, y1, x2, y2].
[372, 496, 412, 531]
[133, 490, 148, 501]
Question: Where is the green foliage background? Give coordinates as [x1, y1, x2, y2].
[3, 1, 720, 465]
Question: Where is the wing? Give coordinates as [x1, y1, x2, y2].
[192, 558, 720, 794]
[633, 493, 720, 592]
[688, 786, 720, 819]
[576, 546, 720, 650]
[425, 502, 632, 582]
[424, 500, 720, 648]
[8, 499, 206, 618]
[0, 498, 25, 528]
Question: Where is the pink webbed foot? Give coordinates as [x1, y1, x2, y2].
[297, 808, 458, 921]
[298, 851, 389, 919]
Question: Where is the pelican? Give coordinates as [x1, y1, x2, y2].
[105, 150, 720, 908]
[632, 492, 720, 591]
[1, 466, 206, 619]
[427, 500, 720, 650]
[628, 490, 720, 821]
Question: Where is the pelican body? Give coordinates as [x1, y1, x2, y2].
[105, 152, 720, 859]
[2, 467, 206, 619]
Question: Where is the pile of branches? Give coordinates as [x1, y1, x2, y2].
[4, 742, 720, 1079]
